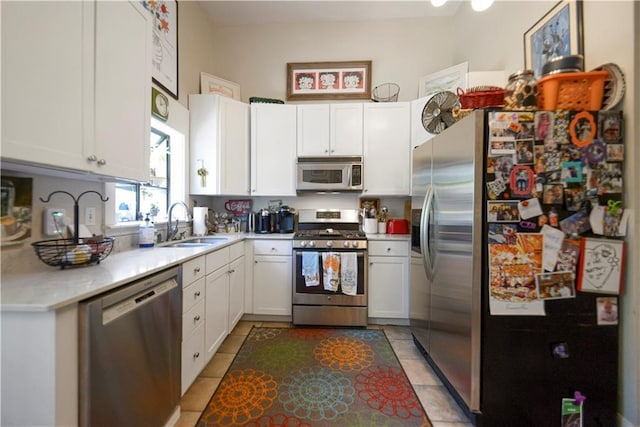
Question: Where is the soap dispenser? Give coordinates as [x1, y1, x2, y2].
[139, 214, 156, 248]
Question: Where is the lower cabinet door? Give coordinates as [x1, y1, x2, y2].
[205, 267, 229, 360]
[368, 256, 409, 318]
[252, 255, 292, 316]
[228, 257, 245, 331]
[181, 324, 205, 395]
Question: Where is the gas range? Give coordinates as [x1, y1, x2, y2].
[293, 209, 367, 250]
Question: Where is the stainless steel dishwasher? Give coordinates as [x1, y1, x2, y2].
[79, 266, 182, 427]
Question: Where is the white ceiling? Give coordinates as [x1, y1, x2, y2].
[196, 1, 464, 27]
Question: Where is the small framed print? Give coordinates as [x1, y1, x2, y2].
[606, 144, 624, 162]
[598, 111, 623, 143]
[561, 161, 583, 183]
[569, 111, 596, 148]
[287, 60, 372, 100]
[516, 140, 534, 164]
[510, 165, 534, 197]
[577, 237, 625, 294]
[596, 296, 618, 325]
[542, 184, 564, 205]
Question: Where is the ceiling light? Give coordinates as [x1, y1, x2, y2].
[430, 0, 448, 7]
[471, 0, 494, 12]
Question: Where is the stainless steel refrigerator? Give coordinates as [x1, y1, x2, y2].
[410, 109, 619, 426]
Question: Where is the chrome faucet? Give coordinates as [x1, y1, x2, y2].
[167, 202, 190, 241]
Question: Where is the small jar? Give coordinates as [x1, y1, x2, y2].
[504, 70, 538, 110]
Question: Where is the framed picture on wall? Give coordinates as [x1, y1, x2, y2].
[286, 60, 372, 101]
[143, 0, 179, 99]
[200, 72, 241, 100]
[418, 62, 468, 100]
[524, 0, 584, 78]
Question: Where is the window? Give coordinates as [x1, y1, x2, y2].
[114, 128, 170, 222]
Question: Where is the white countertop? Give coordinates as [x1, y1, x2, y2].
[1, 233, 294, 312]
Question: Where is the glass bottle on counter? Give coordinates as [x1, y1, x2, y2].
[504, 70, 538, 110]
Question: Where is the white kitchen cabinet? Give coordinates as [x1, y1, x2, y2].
[189, 94, 250, 195]
[228, 243, 246, 331]
[252, 240, 292, 316]
[205, 265, 230, 359]
[181, 256, 206, 394]
[204, 242, 245, 360]
[1, 1, 151, 182]
[368, 240, 410, 319]
[363, 102, 411, 196]
[297, 103, 363, 157]
[250, 103, 297, 196]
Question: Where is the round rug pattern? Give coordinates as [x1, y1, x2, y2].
[244, 413, 312, 427]
[314, 336, 375, 372]
[355, 365, 425, 419]
[201, 368, 277, 425]
[279, 366, 355, 421]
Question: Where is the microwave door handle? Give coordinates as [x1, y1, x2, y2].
[420, 185, 434, 281]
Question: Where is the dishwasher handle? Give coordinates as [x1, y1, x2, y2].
[100, 267, 180, 325]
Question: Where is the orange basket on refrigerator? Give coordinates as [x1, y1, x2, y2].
[536, 71, 608, 111]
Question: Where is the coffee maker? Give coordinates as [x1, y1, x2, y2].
[276, 206, 295, 233]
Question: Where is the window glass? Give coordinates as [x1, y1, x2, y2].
[114, 128, 170, 221]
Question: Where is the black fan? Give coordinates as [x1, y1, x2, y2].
[421, 91, 461, 134]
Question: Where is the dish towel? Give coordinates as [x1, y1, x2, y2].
[322, 252, 340, 292]
[302, 252, 320, 287]
[340, 252, 358, 296]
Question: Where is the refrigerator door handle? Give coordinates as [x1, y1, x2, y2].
[420, 185, 434, 281]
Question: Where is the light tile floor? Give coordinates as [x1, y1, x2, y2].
[175, 321, 474, 427]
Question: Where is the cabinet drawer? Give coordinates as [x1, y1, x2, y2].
[206, 247, 230, 275]
[229, 241, 245, 261]
[182, 277, 205, 313]
[182, 256, 205, 284]
[253, 240, 292, 256]
[368, 240, 409, 257]
[182, 299, 205, 339]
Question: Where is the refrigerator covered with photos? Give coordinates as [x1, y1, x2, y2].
[410, 109, 624, 426]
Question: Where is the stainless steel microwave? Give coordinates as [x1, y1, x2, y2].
[296, 157, 363, 192]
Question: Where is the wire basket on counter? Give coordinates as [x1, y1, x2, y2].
[32, 237, 115, 269]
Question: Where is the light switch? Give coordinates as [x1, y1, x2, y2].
[85, 207, 96, 226]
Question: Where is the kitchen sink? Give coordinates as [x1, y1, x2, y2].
[159, 236, 229, 248]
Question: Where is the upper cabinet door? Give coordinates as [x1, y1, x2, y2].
[189, 94, 250, 195]
[1, 0, 152, 183]
[296, 103, 363, 157]
[1, 1, 88, 170]
[250, 103, 297, 196]
[330, 103, 363, 156]
[297, 104, 330, 157]
[94, 0, 151, 182]
[363, 102, 411, 196]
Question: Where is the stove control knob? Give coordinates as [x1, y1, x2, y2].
[343, 241, 350, 248]
[308, 241, 316, 248]
[352, 241, 359, 248]
[300, 241, 307, 248]
[326, 240, 333, 247]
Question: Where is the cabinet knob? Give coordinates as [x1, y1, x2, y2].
[324, 149, 329, 153]
[194, 267, 201, 273]
[194, 291, 201, 298]
[194, 314, 201, 322]
[364, 189, 368, 192]
[97, 159, 106, 166]
[229, 268, 235, 274]
[369, 262, 373, 266]
[387, 247, 391, 252]
[87, 155, 97, 162]
[193, 352, 200, 359]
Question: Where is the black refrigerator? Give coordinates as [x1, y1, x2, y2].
[410, 109, 622, 426]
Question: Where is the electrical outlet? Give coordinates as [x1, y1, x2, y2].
[44, 208, 66, 236]
[85, 207, 96, 226]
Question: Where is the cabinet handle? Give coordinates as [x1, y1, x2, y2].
[369, 262, 373, 266]
[194, 315, 201, 322]
[87, 155, 97, 162]
[228, 269, 235, 274]
[194, 267, 201, 273]
[97, 159, 106, 166]
[387, 247, 391, 252]
[255, 260, 258, 264]
[364, 189, 368, 192]
[193, 352, 200, 359]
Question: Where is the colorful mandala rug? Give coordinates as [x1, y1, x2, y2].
[197, 327, 432, 427]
